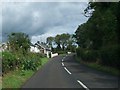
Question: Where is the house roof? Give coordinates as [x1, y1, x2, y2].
[39, 43, 51, 51]
[34, 43, 51, 51]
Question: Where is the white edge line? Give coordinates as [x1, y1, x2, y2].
[62, 62, 64, 66]
[64, 67, 72, 75]
[77, 80, 89, 90]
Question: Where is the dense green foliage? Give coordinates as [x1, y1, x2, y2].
[75, 2, 120, 69]
[2, 32, 46, 75]
[2, 51, 44, 74]
[46, 36, 54, 50]
[7, 32, 31, 54]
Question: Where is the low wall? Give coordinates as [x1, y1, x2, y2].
[51, 53, 58, 58]
[67, 52, 71, 54]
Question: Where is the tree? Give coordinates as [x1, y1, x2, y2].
[75, 23, 88, 48]
[8, 32, 31, 54]
[54, 34, 61, 51]
[54, 33, 71, 51]
[115, 2, 120, 44]
[67, 34, 77, 52]
[75, 2, 118, 50]
[60, 33, 70, 50]
[74, 2, 119, 68]
[46, 36, 54, 49]
[47, 33, 75, 53]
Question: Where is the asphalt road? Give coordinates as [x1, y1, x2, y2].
[22, 54, 119, 89]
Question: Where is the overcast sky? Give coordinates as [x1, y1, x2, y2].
[2, 2, 89, 44]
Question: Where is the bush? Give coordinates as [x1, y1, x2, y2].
[20, 53, 42, 71]
[76, 47, 84, 57]
[58, 51, 67, 55]
[84, 50, 98, 62]
[76, 47, 99, 62]
[2, 51, 17, 73]
[21, 57, 41, 71]
[100, 45, 119, 68]
[2, 52, 44, 74]
[76, 45, 120, 69]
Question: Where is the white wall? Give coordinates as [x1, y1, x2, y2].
[30, 46, 40, 53]
[67, 52, 71, 54]
[51, 52, 58, 58]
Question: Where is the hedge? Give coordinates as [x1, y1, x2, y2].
[100, 45, 119, 68]
[2, 51, 44, 74]
[76, 45, 119, 69]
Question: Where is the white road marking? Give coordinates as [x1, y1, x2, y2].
[77, 80, 89, 90]
[62, 62, 64, 66]
[64, 67, 72, 75]
[62, 54, 89, 90]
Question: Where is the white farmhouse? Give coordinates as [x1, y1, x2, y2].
[30, 43, 51, 58]
[30, 46, 40, 53]
[37, 44, 51, 58]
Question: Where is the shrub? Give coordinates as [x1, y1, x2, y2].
[58, 51, 67, 55]
[2, 51, 17, 73]
[21, 57, 40, 71]
[84, 50, 98, 62]
[76, 45, 119, 70]
[2, 52, 44, 74]
[76, 47, 99, 62]
[21, 53, 42, 71]
[100, 45, 119, 68]
[76, 47, 84, 57]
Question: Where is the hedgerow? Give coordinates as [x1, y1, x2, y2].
[2, 51, 44, 74]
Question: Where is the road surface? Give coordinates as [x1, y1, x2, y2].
[22, 54, 119, 89]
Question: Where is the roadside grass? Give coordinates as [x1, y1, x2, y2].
[2, 70, 34, 88]
[75, 56, 119, 76]
[41, 57, 49, 66]
[2, 57, 48, 88]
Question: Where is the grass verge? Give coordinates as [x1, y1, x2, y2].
[2, 57, 48, 88]
[75, 56, 119, 76]
[41, 57, 49, 66]
[2, 70, 34, 88]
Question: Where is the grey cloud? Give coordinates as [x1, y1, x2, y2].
[2, 2, 89, 42]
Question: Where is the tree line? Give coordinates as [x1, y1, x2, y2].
[47, 33, 77, 54]
[74, 2, 120, 69]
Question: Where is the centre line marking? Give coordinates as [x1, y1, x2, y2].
[62, 59, 64, 62]
[64, 67, 72, 75]
[77, 80, 89, 90]
[62, 62, 64, 66]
